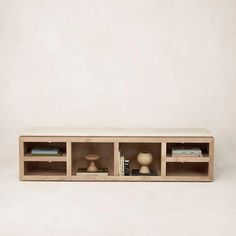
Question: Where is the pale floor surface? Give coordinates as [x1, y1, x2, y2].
[0, 154, 235, 236]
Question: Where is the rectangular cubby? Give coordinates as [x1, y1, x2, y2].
[71, 142, 114, 176]
[166, 162, 209, 176]
[119, 143, 161, 176]
[166, 143, 209, 157]
[24, 161, 67, 176]
[24, 142, 66, 156]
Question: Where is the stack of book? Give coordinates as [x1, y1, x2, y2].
[132, 169, 157, 176]
[118, 151, 130, 176]
[76, 168, 108, 176]
[30, 147, 62, 156]
[171, 147, 203, 157]
[124, 160, 130, 176]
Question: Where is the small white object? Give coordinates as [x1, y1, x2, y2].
[137, 152, 153, 174]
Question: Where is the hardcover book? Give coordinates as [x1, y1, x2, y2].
[76, 168, 109, 176]
[30, 147, 61, 156]
[131, 169, 158, 176]
[171, 147, 202, 156]
[124, 159, 130, 176]
[171, 154, 203, 157]
[120, 156, 125, 176]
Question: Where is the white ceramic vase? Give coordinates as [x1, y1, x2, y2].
[137, 152, 153, 174]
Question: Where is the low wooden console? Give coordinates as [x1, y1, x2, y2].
[19, 128, 214, 181]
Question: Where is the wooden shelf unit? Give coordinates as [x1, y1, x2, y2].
[19, 128, 214, 182]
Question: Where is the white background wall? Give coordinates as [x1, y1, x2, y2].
[1, 0, 236, 164]
[0, 1, 236, 235]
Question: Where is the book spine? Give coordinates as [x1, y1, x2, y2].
[172, 151, 202, 155]
[120, 156, 125, 176]
[31, 150, 59, 155]
[171, 154, 203, 157]
[124, 160, 130, 176]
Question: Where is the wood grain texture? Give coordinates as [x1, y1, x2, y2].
[161, 143, 166, 177]
[66, 142, 72, 177]
[19, 138, 24, 180]
[19, 129, 214, 182]
[166, 157, 210, 162]
[21, 127, 213, 137]
[114, 142, 119, 176]
[208, 139, 214, 180]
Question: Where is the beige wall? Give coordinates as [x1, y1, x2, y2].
[0, 0, 236, 166]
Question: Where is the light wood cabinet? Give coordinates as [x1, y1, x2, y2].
[19, 128, 214, 181]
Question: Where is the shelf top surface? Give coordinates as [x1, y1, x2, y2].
[21, 127, 213, 137]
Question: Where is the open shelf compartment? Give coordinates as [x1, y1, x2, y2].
[71, 142, 114, 176]
[119, 143, 161, 176]
[166, 162, 209, 177]
[24, 161, 67, 176]
[23, 142, 67, 159]
[166, 142, 210, 158]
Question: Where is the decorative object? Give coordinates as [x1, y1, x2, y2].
[137, 152, 153, 174]
[85, 154, 100, 172]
